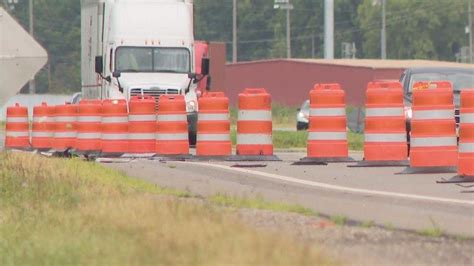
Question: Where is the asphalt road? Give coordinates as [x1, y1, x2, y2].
[109, 151, 474, 237]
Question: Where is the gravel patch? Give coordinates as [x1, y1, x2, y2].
[235, 208, 474, 266]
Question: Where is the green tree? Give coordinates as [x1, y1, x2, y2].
[357, 0, 469, 60]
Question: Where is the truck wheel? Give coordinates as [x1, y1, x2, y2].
[297, 122, 308, 131]
[189, 131, 197, 146]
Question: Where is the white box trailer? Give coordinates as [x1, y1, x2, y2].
[81, 0, 208, 143]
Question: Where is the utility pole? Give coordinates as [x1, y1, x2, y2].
[286, 7, 291, 58]
[469, 0, 473, 63]
[28, 0, 35, 94]
[324, 0, 334, 59]
[232, 0, 237, 63]
[274, 0, 293, 59]
[381, 0, 386, 59]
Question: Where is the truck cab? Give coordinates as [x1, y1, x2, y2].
[81, 0, 208, 143]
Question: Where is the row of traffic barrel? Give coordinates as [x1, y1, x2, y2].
[3, 82, 473, 180]
[3, 90, 276, 160]
[5, 95, 223, 157]
[297, 80, 473, 181]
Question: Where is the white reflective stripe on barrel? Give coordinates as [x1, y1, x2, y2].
[156, 133, 188, 141]
[157, 114, 187, 122]
[310, 108, 345, 117]
[461, 113, 474, 124]
[6, 131, 29, 137]
[413, 109, 453, 120]
[101, 133, 128, 140]
[54, 132, 77, 138]
[459, 142, 474, 153]
[31, 131, 53, 138]
[308, 131, 347, 141]
[77, 116, 102, 123]
[237, 134, 272, 145]
[197, 133, 230, 142]
[101, 116, 128, 123]
[411, 137, 457, 147]
[55, 116, 76, 123]
[238, 110, 272, 121]
[33, 117, 54, 123]
[6, 117, 29, 123]
[76, 133, 101, 139]
[129, 114, 157, 122]
[128, 133, 156, 140]
[198, 113, 229, 121]
[365, 107, 404, 117]
[365, 133, 406, 143]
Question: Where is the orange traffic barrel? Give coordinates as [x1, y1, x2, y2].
[302, 83, 352, 164]
[458, 89, 474, 180]
[31, 102, 54, 151]
[196, 92, 231, 157]
[128, 96, 156, 154]
[5, 103, 30, 150]
[52, 103, 77, 152]
[101, 99, 128, 156]
[156, 95, 189, 156]
[76, 99, 102, 154]
[351, 81, 408, 167]
[236, 88, 274, 158]
[408, 81, 457, 171]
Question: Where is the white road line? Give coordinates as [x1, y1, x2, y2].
[184, 162, 474, 207]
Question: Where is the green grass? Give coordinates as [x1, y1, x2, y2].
[230, 129, 364, 150]
[210, 194, 318, 216]
[0, 121, 5, 131]
[384, 222, 395, 231]
[360, 220, 375, 228]
[330, 215, 348, 226]
[417, 227, 444, 238]
[0, 152, 335, 265]
[230, 103, 298, 128]
[348, 131, 364, 151]
[273, 130, 308, 149]
[417, 218, 444, 238]
[229, 103, 364, 150]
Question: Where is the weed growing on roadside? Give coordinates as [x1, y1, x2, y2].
[417, 218, 444, 238]
[384, 222, 395, 231]
[360, 220, 375, 228]
[330, 215, 347, 226]
[0, 152, 334, 265]
[210, 194, 318, 216]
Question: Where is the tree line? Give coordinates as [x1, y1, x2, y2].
[2, 0, 471, 94]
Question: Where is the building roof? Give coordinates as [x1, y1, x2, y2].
[228, 58, 473, 70]
[291, 59, 474, 69]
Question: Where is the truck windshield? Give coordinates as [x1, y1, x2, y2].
[115, 47, 190, 73]
[409, 72, 474, 93]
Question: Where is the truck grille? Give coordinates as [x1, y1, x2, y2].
[130, 88, 180, 110]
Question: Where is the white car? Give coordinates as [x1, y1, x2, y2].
[296, 100, 310, 130]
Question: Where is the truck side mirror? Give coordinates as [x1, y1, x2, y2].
[201, 58, 210, 76]
[95, 56, 104, 74]
[112, 71, 121, 78]
[188, 72, 197, 79]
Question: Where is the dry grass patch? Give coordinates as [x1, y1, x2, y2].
[0, 153, 335, 265]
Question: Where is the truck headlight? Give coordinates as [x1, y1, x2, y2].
[187, 100, 197, 113]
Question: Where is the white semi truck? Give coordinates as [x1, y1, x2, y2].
[80, 0, 209, 143]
